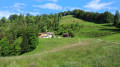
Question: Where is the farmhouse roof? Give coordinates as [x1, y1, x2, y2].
[63, 33, 69, 35]
[39, 33, 45, 34]
[47, 32, 54, 35]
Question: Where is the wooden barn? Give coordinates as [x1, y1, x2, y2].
[63, 33, 70, 37]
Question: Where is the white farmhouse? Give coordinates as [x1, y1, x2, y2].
[42, 32, 55, 38]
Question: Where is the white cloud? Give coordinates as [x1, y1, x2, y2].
[2, 3, 26, 13]
[13, 3, 26, 8]
[84, 0, 114, 10]
[12, 3, 26, 13]
[0, 11, 14, 18]
[36, 0, 58, 2]
[33, 3, 62, 10]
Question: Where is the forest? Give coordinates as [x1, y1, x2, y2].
[0, 9, 120, 56]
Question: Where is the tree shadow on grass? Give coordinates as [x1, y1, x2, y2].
[100, 28, 120, 33]
[102, 24, 114, 27]
[72, 15, 104, 24]
[71, 15, 120, 33]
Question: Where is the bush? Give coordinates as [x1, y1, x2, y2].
[69, 31, 74, 37]
[0, 37, 10, 56]
[20, 25, 38, 54]
[0, 46, 1, 56]
[9, 37, 22, 56]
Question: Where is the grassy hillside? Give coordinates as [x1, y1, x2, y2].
[0, 15, 120, 67]
[60, 15, 120, 40]
[60, 15, 84, 24]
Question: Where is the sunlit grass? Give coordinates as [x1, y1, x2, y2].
[0, 39, 120, 67]
[24, 38, 79, 55]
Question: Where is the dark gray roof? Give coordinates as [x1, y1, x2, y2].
[63, 33, 69, 35]
[47, 32, 54, 35]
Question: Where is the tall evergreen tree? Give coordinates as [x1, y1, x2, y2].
[114, 10, 119, 26]
[0, 17, 6, 23]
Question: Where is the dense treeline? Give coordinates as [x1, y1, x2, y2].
[0, 13, 61, 56]
[0, 15, 38, 56]
[72, 10, 114, 23]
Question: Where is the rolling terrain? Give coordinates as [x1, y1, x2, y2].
[0, 15, 120, 67]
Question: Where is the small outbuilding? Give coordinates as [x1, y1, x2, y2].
[63, 33, 70, 37]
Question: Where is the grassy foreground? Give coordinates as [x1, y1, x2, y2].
[0, 38, 80, 67]
[0, 38, 120, 67]
[35, 39, 120, 67]
[0, 15, 120, 67]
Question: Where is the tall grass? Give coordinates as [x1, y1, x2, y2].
[31, 39, 120, 67]
[0, 39, 119, 67]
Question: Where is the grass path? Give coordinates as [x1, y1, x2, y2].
[33, 41, 85, 56]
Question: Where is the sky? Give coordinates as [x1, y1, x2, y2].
[0, 0, 120, 18]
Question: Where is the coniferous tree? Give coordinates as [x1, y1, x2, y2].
[1, 17, 6, 22]
[114, 10, 119, 27]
